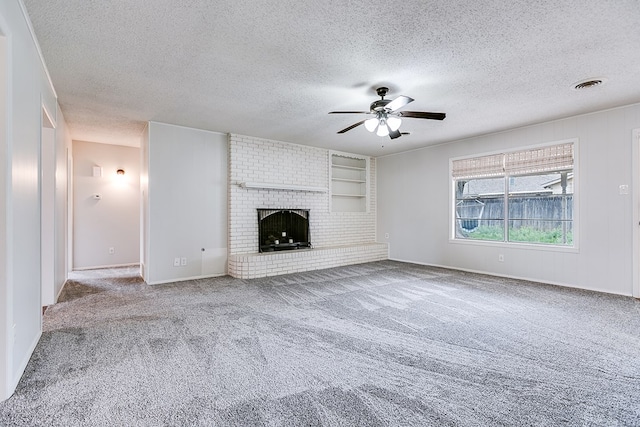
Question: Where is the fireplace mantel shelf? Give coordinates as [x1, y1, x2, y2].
[239, 182, 328, 193]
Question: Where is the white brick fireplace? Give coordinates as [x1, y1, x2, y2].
[227, 134, 388, 278]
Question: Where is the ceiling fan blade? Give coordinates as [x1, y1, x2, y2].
[389, 129, 402, 139]
[337, 120, 365, 134]
[385, 95, 414, 112]
[398, 111, 446, 120]
[329, 111, 371, 114]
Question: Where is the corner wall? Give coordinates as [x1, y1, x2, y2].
[377, 103, 640, 295]
[142, 122, 227, 285]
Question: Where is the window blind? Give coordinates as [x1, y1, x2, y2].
[452, 142, 573, 179]
[504, 143, 573, 175]
[451, 154, 504, 179]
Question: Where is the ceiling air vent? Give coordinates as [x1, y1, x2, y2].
[572, 79, 605, 90]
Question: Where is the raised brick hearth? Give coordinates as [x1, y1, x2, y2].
[228, 243, 388, 279]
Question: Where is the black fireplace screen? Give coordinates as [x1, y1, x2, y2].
[257, 209, 310, 252]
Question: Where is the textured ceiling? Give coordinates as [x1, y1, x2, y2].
[22, 0, 640, 156]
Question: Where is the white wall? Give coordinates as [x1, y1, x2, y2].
[377, 104, 640, 296]
[73, 140, 140, 269]
[142, 122, 227, 285]
[0, 0, 63, 401]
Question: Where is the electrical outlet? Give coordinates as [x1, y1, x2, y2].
[498, 254, 504, 262]
[181, 257, 187, 266]
[173, 257, 180, 267]
[384, 233, 389, 239]
[109, 247, 115, 254]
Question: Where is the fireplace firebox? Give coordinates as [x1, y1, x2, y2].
[257, 209, 310, 252]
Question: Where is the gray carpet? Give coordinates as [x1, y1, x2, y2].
[1, 260, 639, 426]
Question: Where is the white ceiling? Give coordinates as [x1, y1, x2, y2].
[22, 0, 640, 157]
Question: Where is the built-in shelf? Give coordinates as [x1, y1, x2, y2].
[330, 152, 369, 212]
[239, 182, 328, 192]
[332, 178, 366, 183]
[331, 164, 366, 171]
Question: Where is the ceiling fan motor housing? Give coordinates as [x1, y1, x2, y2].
[370, 99, 392, 112]
[371, 87, 391, 112]
[376, 87, 389, 97]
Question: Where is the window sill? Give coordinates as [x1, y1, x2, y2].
[448, 237, 579, 253]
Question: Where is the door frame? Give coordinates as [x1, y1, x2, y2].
[40, 104, 56, 308]
[632, 128, 640, 298]
[0, 16, 11, 402]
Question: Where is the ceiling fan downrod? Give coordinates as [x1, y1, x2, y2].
[371, 87, 392, 112]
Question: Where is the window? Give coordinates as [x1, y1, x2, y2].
[452, 142, 574, 246]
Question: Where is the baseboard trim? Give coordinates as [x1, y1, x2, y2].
[10, 329, 41, 396]
[388, 258, 631, 297]
[147, 272, 227, 286]
[72, 263, 139, 271]
[54, 280, 65, 303]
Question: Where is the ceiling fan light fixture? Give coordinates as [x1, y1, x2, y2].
[377, 123, 390, 137]
[387, 116, 401, 131]
[364, 118, 379, 132]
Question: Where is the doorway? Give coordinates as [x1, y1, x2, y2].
[40, 107, 55, 307]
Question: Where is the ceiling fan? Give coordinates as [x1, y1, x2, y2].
[329, 87, 446, 139]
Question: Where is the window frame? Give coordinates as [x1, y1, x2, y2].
[449, 139, 579, 252]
